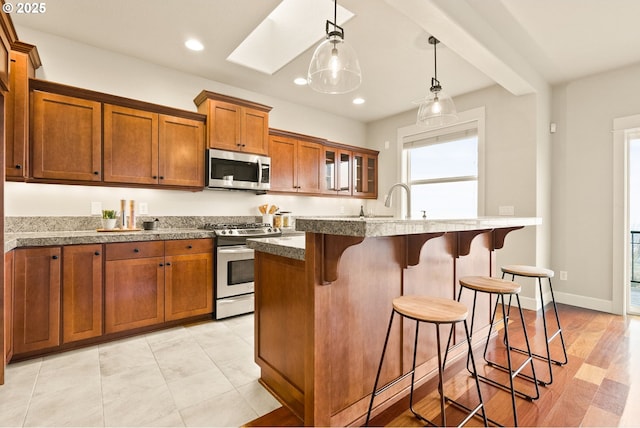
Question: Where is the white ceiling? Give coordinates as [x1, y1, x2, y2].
[11, 0, 640, 123]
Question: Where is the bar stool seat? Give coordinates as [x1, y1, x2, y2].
[453, 276, 540, 427]
[501, 265, 568, 386]
[502, 265, 554, 279]
[366, 295, 487, 427]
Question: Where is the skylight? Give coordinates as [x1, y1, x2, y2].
[227, 0, 355, 75]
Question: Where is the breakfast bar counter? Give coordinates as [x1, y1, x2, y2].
[251, 217, 539, 427]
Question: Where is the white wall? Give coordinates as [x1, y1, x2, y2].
[6, 26, 369, 218]
[551, 62, 640, 313]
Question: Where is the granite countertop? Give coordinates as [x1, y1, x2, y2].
[294, 216, 542, 237]
[247, 234, 305, 261]
[5, 228, 215, 253]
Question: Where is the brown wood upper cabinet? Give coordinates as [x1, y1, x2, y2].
[269, 132, 322, 194]
[31, 91, 102, 182]
[322, 146, 352, 196]
[6, 43, 41, 180]
[352, 151, 378, 198]
[13, 247, 61, 355]
[103, 104, 205, 187]
[194, 90, 271, 156]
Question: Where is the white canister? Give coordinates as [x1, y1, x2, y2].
[262, 214, 274, 226]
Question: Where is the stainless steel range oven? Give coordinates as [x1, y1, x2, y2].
[207, 223, 281, 319]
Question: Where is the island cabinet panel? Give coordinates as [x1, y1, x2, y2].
[158, 115, 205, 187]
[62, 244, 103, 344]
[31, 91, 102, 182]
[164, 239, 213, 321]
[104, 241, 165, 333]
[255, 252, 307, 419]
[4, 252, 13, 364]
[13, 247, 61, 355]
[103, 104, 159, 185]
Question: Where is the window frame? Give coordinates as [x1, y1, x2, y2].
[396, 106, 486, 219]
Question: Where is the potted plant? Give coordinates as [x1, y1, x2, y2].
[101, 209, 118, 230]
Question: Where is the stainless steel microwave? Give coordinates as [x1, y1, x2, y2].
[206, 148, 271, 192]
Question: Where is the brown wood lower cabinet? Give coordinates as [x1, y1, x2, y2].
[13, 247, 61, 355]
[4, 252, 13, 363]
[104, 241, 165, 334]
[62, 244, 103, 343]
[164, 239, 213, 321]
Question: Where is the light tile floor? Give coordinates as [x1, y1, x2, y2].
[0, 314, 282, 427]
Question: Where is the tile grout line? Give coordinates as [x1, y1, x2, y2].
[20, 357, 44, 428]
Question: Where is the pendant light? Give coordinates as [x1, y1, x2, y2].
[307, 0, 361, 94]
[417, 36, 457, 127]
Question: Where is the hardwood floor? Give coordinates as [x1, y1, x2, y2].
[246, 304, 640, 427]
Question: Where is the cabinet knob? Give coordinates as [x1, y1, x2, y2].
[187, 245, 193, 249]
[93, 171, 100, 175]
[165, 262, 171, 266]
[152, 175, 158, 179]
[15, 164, 22, 169]
[94, 251, 101, 256]
[134, 248, 140, 253]
[159, 176, 164, 180]
[52, 255, 59, 260]
[159, 263, 164, 266]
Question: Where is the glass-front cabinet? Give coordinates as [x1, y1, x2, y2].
[323, 146, 352, 195]
[353, 152, 377, 198]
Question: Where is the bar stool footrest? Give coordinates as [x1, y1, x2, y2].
[445, 397, 502, 427]
[476, 372, 539, 401]
[508, 344, 568, 366]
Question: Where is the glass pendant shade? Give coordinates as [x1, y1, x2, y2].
[417, 90, 457, 128]
[308, 35, 362, 94]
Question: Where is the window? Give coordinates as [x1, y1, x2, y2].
[399, 108, 484, 219]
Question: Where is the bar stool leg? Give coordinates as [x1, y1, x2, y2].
[501, 272, 569, 385]
[366, 310, 396, 426]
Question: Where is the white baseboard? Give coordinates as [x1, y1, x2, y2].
[554, 291, 613, 313]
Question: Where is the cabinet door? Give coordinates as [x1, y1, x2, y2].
[158, 115, 205, 187]
[13, 247, 61, 355]
[269, 135, 297, 192]
[242, 107, 269, 155]
[165, 250, 213, 321]
[337, 150, 352, 195]
[104, 104, 159, 185]
[6, 50, 35, 179]
[206, 100, 241, 151]
[322, 147, 338, 194]
[4, 252, 13, 364]
[353, 153, 378, 198]
[62, 245, 103, 343]
[31, 91, 102, 181]
[296, 140, 322, 193]
[104, 256, 165, 334]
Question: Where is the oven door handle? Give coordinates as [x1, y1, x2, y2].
[218, 245, 254, 256]
[257, 157, 263, 184]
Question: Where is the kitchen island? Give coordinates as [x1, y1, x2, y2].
[248, 217, 540, 427]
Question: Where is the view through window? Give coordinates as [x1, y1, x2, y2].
[630, 136, 640, 307]
[404, 125, 479, 219]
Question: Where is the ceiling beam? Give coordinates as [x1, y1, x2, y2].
[385, 0, 547, 96]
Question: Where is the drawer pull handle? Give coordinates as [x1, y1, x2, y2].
[134, 248, 140, 253]
[187, 245, 193, 249]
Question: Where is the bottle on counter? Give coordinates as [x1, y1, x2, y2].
[359, 205, 365, 219]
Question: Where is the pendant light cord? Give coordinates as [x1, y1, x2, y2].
[433, 38, 438, 82]
[333, 0, 337, 32]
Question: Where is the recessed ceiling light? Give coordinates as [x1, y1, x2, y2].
[352, 97, 365, 105]
[185, 39, 204, 51]
[294, 77, 308, 86]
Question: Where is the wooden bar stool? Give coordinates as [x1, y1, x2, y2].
[453, 276, 540, 427]
[365, 295, 488, 427]
[501, 265, 568, 385]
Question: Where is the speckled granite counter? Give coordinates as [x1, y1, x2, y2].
[247, 234, 305, 261]
[4, 229, 215, 253]
[295, 216, 541, 237]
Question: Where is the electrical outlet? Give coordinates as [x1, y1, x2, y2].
[90, 201, 102, 215]
[499, 205, 515, 216]
[560, 271, 568, 281]
[139, 202, 149, 215]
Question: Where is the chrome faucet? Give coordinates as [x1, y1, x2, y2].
[384, 183, 411, 219]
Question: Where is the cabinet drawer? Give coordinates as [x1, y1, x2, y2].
[165, 238, 213, 256]
[105, 241, 164, 260]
